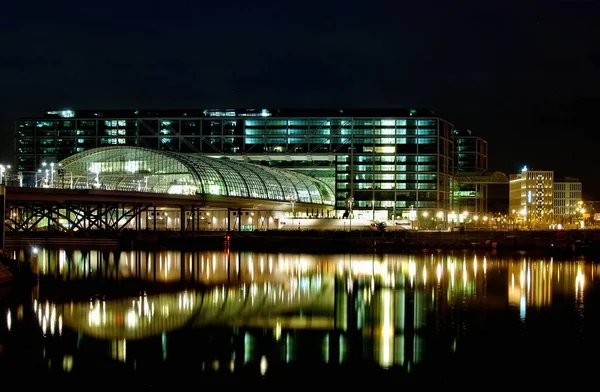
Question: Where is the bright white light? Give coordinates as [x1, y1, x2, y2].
[260, 356, 268, 375]
[47, 110, 75, 118]
[89, 162, 101, 174]
[126, 310, 137, 328]
[124, 161, 139, 173]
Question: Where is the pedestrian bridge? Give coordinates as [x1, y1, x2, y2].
[34, 275, 334, 340]
[4, 186, 332, 232]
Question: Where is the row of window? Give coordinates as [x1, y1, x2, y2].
[244, 119, 438, 127]
[339, 155, 437, 163]
[554, 191, 582, 199]
[336, 183, 437, 190]
[336, 200, 439, 208]
[339, 173, 438, 180]
[242, 137, 438, 145]
[20, 119, 439, 129]
[336, 164, 438, 172]
[553, 199, 582, 207]
[20, 136, 444, 148]
[20, 128, 442, 139]
[244, 128, 439, 136]
[554, 184, 582, 190]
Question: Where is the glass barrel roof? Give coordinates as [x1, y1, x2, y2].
[58, 146, 335, 205]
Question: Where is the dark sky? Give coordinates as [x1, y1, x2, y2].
[2, 0, 600, 197]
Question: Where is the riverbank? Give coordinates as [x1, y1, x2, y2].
[6, 229, 600, 254]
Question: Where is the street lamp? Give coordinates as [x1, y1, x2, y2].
[436, 211, 444, 230]
[50, 162, 55, 187]
[0, 164, 11, 185]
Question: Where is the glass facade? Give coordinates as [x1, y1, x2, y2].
[57, 146, 335, 205]
[15, 109, 489, 217]
[452, 130, 489, 214]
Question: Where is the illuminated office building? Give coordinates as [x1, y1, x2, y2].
[509, 167, 554, 224]
[15, 108, 495, 218]
[554, 177, 583, 223]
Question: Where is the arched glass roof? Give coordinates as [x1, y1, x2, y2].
[58, 146, 335, 205]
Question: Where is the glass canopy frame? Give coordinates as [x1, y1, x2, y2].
[58, 146, 335, 205]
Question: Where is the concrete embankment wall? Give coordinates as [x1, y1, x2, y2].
[6, 229, 600, 254]
[225, 230, 600, 253]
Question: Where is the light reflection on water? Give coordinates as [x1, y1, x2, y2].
[1, 248, 600, 384]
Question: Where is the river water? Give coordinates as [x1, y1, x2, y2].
[1, 248, 598, 387]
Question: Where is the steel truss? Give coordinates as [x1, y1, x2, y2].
[5, 201, 153, 232]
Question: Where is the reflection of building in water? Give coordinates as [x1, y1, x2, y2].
[508, 259, 593, 319]
[508, 260, 553, 317]
[24, 248, 600, 375]
[23, 248, 342, 285]
[30, 252, 493, 371]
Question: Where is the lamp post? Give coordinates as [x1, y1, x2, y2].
[50, 162, 55, 187]
[0, 164, 11, 186]
[436, 211, 444, 230]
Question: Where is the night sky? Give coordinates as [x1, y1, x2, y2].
[2, 1, 599, 197]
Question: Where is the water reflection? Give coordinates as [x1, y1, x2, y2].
[2, 249, 600, 382]
[34, 275, 330, 340]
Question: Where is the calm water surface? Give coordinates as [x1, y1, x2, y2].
[1, 248, 599, 387]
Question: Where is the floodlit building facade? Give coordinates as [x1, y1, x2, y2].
[509, 167, 554, 225]
[15, 108, 497, 219]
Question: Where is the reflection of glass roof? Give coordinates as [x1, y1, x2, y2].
[38, 278, 333, 340]
[59, 146, 335, 205]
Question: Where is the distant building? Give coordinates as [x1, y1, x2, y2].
[451, 129, 489, 214]
[509, 167, 554, 225]
[554, 177, 583, 223]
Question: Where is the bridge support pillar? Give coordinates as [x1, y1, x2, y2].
[227, 208, 231, 232]
[180, 206, 185, 234]
[153, 205, 157, 231]
[191, 206, 195, 232]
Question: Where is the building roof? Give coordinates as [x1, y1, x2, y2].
[58, 146, 335, 205]
[24, 108, 441, 119]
